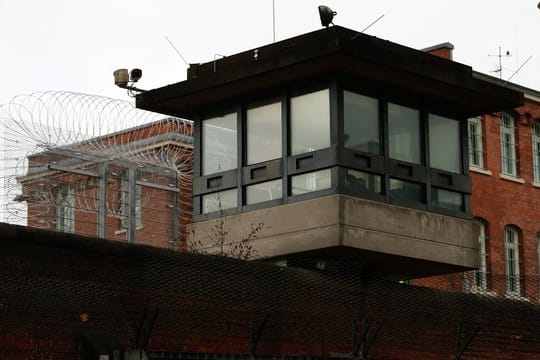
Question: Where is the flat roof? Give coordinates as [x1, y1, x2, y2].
[137, 26, 523, 119]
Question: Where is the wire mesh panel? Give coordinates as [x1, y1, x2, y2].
[3, 226, 540, 360]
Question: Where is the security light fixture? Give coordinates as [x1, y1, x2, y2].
[113, 68, 147, 97]
[130, 68, 143, 82]
[318, 5, 336, 27]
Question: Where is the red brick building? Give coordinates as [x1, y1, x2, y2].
[416, 45, 540, 301]
[18, 117, 193, 249]
[465, 82, 540, 299]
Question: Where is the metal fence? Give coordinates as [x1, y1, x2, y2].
[2, 224, 540, 360]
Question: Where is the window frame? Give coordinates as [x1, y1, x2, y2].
[387, 102, 422, 165]
[289, 88, 331, 156]
[56, 184, 75, 233]
[500, 112, 517, 177]
[192, 78, 471, 219]
[118, 170, 142, 230]
[201, 111, 239, 176]
[473, 219, 488, 291]
[468, 116, 484, 169]
[429, 113, 462, 174]
[504, 225, 521, 296]
[533, 121, 540, 183]
[343, 90, 381, 155]
[246, 99, 283, 166]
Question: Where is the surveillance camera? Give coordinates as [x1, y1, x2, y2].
[130, 68, 143, 82]
[113, 69, 129, 87]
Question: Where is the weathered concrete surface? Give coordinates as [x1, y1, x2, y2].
[189, 195, 479, 278]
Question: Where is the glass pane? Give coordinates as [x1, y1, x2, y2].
[429, 114, 461, 173]
[344, 169, 382, 194]
[533, 122, 540, 182]
[474, 221, 487, 289]
[291, 169, 332, 195]
[500, 114, 516, 176]
[344, 91, 380, 153]
[202, 113, 237, 175]
[246, 179, 283, 205]
[431, 188, 463, 212]
[247, 102, 282, 165]
[388, 103, 421, 164]
[468, 117, 483, 168]
[290, 89, 330, 155]
[389, 179, 423, 203]
[202, 189, 237, 214]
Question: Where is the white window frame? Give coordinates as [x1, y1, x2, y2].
[504, 226, 521, 296]
[473, 220, 488, 291]
[533, 122, 540, 183]
[500, 112, 517, 176]
[468, 117, 484, 169]
[56, 184, 75, 233]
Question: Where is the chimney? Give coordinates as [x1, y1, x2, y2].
[422, 42, 454, 60]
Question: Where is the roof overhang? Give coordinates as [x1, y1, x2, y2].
[137, 26, 523, 119]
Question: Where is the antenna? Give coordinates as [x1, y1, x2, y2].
[360, 14, 385, 33]
[351, 14, 385, 40]
[488, 46, 511, 79]
[505, 55, 533, 84]
[164, 35, 190, 67]
[272, 0, 276, 43]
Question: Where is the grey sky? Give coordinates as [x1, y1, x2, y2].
[1, 0, 540, 107]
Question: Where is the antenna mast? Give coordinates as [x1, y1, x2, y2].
[164, 35, 190, 67]
[489, 46, 511, 79]
[505, 55, 533, 84]
[272, 0, 276, 43]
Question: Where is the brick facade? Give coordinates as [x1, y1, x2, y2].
[469, 97, 540, 297]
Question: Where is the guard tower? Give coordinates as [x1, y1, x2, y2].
[136, 26, 522, 279]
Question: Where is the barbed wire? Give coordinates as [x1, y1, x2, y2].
[0, 91, 193, 248]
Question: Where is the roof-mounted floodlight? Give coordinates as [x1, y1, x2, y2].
[318, 5, 336, 27]
[113, 68, 147, 97]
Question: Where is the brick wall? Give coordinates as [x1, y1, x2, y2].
[470, 99, 540, 297]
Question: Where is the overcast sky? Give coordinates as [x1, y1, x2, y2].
[1, 0, 540, 107]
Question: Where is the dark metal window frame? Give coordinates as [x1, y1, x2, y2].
[193, 76, 472, 221]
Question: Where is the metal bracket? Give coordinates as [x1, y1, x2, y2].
[352, 318, 383, 360]
[455, 323, 477, 360]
